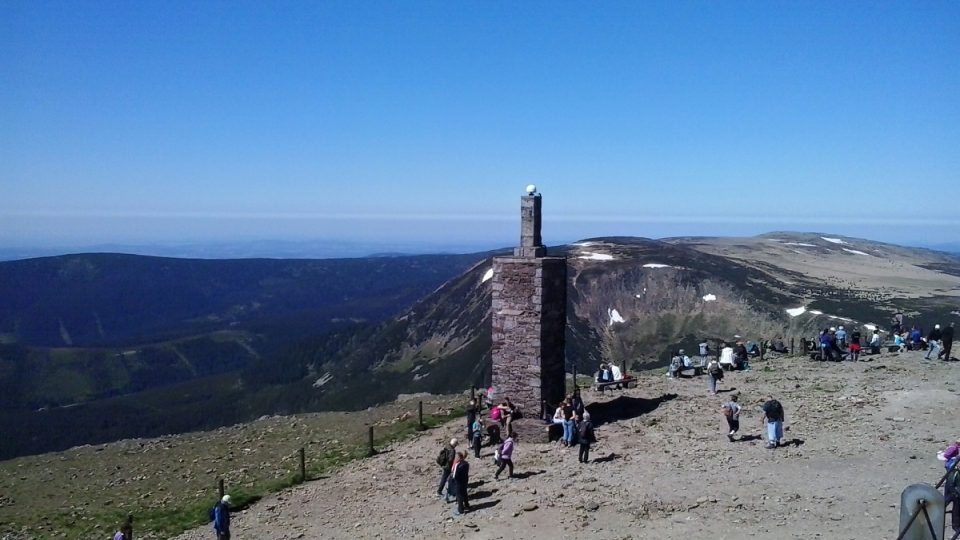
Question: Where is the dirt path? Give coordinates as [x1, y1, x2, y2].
[174, 352, 959, 539]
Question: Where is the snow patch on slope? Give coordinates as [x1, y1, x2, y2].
[608, 308, 625, 326]
[481, 268, 494, 282]
[821, 237, 847, 245]
[579, 252, 615, 261]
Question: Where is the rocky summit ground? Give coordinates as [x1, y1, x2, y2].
[173, 350, 959, 540]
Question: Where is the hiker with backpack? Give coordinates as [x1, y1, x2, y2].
[760, 397, 785, 449]
[721, 394, 741, 442]
[211, 495, 231, 540]
[577, 412, 597, 463]
[707, 357, 723, 394]
[436, 438, 458, 502]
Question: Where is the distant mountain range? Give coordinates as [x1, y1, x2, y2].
[2, 233, 959, 459]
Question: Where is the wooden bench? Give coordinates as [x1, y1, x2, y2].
[595, 376, 637, 393]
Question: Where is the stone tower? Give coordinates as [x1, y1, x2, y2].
[491, 186, 567, 440]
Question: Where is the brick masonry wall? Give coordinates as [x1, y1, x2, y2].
[491, 256, 567, 421]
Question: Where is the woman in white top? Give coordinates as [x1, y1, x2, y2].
[719, 343, 735, 370]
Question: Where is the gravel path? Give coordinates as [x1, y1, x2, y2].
[173, 351, 960, 540]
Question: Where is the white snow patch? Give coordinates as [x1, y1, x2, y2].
[573, 241, 598, 247]
[608, 308, 626, 326]
[786, 306, 807, 317]
[821, 237, 847, 245]
[642, 263, 671, 268]
[312, 372, 333, 388]
[784, 242, 817, 247]
[635, 294, 643, 298]
[702, 294, 717, 302]
[863, 323, 877, 331]
[481, 268, 494, 283]
[809, 310, 824, 315]
[842, 248, 870, 256]
[579, 252, 615, 261]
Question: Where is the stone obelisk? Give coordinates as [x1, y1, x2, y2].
[491, 186, 567, 441]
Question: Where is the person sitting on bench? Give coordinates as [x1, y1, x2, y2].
[668, 353, 683, 378]
[770, 338, 788, 354]
[609, 363, 623, 381]
[596, 363, 613, 383]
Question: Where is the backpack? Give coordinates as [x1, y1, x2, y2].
[436, 447, 448, 467]
[208, 501, 218, 522]
[708, 361, 721, 375]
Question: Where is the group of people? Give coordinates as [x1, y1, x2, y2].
[550, 390, 597, 462]
[813, 320, 956, 362]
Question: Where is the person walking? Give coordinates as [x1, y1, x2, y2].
[940, 322, 955, 361]
[451, 451, 471, 516]
[760, 397, 785, 449]
[925, 324, 943, 360]
[212, 495, 231, 540]
[707, 357, 723, 394]
[471, 418, 483, 458]
[722, 394, 741, 442]
[494, 433, 515, 479]
[577, 412, 597, 463]
[436, 438, 458, 502]
[849, 327, 862, 362]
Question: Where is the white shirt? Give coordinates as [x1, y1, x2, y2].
[610, 364, 623, 380]
[720, 347, 735, 365]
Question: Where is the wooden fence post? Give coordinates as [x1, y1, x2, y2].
[760, 339, 765, 361]
[417, 401, 426, 431]
[572, 364, 578, 388]
[299, 447, 306, 483]
[218, 478, 224, 499]
[790, 337, 795, 355]
[367, 426, 375, 456]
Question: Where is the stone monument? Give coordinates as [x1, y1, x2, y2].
[491, 185, 567, 442]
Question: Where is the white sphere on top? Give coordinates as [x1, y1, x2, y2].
[525, 184, 537, 194]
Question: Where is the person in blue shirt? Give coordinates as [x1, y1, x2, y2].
[213, 495, 231, 540]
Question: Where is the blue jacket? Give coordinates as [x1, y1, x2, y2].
[213, 502, 230, 532]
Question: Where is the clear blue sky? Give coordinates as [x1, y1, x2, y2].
[2, 1, 958, 252]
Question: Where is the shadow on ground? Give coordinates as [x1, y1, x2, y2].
[512, 469, 545, 480]
[586, 394, 678, 427]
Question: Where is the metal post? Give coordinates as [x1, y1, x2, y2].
[367, 426, 375, 456]
[470, 386, 475, 400]
[218, 478, 224, 499]
[417, 400, 426, 431]
[572, 364, 578, 389]
[299, 447, 306, 483]
[760, 339, 765, 361]
[790, 337, 795, 355]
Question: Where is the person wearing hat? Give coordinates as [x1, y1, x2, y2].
[436, 438, 459, 502]
[213, 495, 231, 540]
[925, 324, 943, 360]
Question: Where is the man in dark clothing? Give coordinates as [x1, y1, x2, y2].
[452, 451, 471, 515]
[465, 399, 479, 441]
[940, 322, 955, 361]
[760, 398, 785, 449]
[925, 325, 943, 360]
[436, 438, 458, 502]
[577, 412, 597, 463]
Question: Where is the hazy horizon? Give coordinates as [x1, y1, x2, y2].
[3, 2, 958, 250]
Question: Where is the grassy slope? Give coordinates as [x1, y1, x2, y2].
[0, 394, 466, 540]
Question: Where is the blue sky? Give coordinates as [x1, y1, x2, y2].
[2, 1, 958, 252]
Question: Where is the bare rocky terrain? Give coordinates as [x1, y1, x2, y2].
[170, 350, 960, 540]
